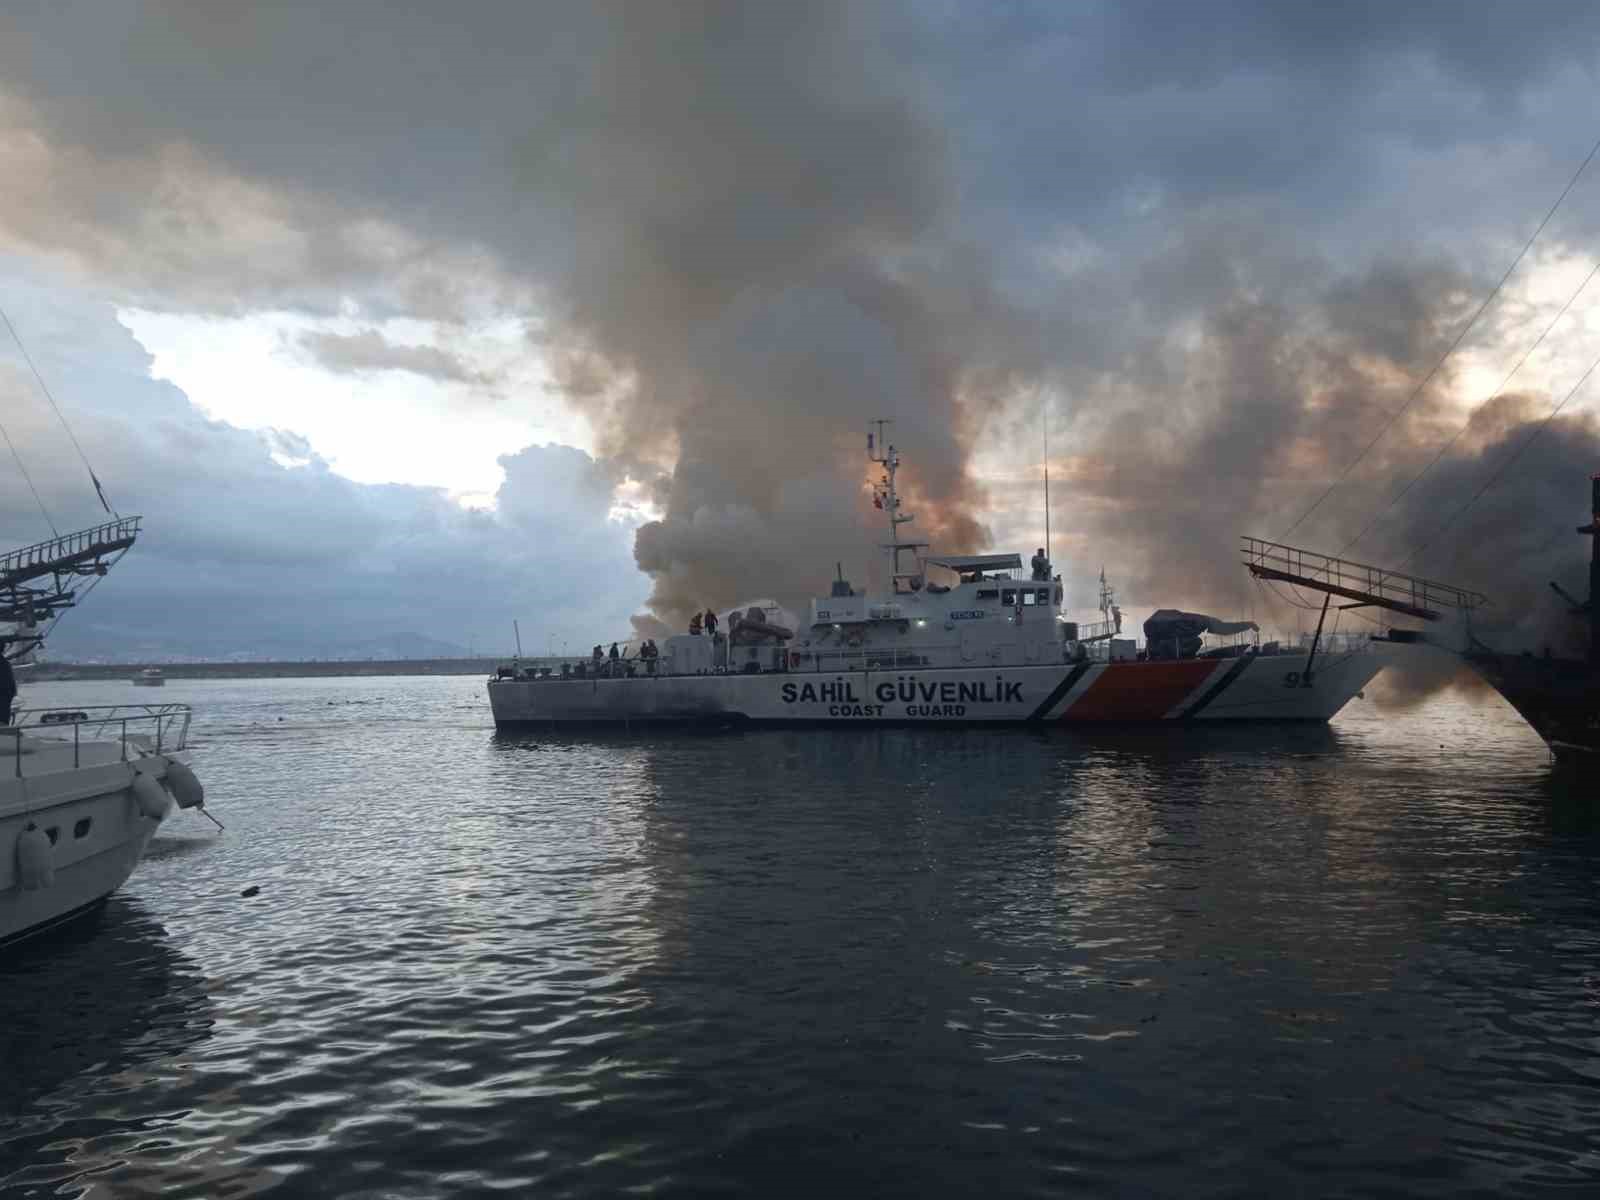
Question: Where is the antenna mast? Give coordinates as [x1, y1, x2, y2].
[867, 419, 925, 593]
[1043, 400, 1052, 573]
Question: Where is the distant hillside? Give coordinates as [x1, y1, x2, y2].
[39, 628, 479, 665]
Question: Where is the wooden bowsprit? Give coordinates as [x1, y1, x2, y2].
[1240, 536, 1489, 685]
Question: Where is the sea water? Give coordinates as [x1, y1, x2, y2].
[1, 676, 1596, 1197]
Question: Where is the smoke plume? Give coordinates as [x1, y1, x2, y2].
[523, 5, 1040, 628]
[4, 1, 1600, 660]
[1042, 237, 1600, 702]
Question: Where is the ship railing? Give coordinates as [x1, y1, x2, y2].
[1074, 618, 1120, 643]
[1075, 631, 1375, 663]
[4, 702, 193, 775]
[799, 643, 968, 673]
[0, 516, 143, 589]
[1240, 535, 1488, 621]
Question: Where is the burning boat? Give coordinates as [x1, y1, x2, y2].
[1459, 475, 1600, 760]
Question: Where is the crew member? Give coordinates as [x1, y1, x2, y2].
[688, 611, 703, 636]
[0, 649, 15, 726]
[609, 642, 620, 661]
[704, 608, 719, 638]
[1031, 548, 1050, 581]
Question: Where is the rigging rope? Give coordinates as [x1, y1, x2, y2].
[38, 550, 125, 643]
[1, 305, 117, 517]
[0, 415, 58, 536]
[1338, 254, 1600, 556]
[1277, 131, 1600, 545]
[1400, 345, 1600, 570]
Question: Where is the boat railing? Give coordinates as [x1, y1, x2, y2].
[0, 517, 143, 589]
[4, 702, 193, 774]
[1240, 536, 1488, 621]
[803, 646, 955, 673]
[1075, 631, 1374, 664]
[494, 628, 1384, 680]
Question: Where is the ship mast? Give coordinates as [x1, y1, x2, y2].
[1583, 473, 1599, 663]
[1043, 403, 1052, 575]
[868, 419, 927, 594]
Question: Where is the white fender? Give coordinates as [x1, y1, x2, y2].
[132, 769, 172, 820]
[163, 759, 205, 809]
[16, 823, 54, 890]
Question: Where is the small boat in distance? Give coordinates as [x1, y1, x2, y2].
[131, 667, 165, 687]
[490, 428, 1386, 727]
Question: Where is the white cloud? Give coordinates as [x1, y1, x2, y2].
[0, 269, 646, 658]
[115, 307, 591, 496]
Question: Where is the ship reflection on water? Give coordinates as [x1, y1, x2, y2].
[485, 695, 1590, 1194]
[0, 897, 217, 1194]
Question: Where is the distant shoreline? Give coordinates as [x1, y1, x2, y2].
[20, 656, 557, 682]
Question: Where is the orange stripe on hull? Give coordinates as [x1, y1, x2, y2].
[1061, 660, 1220, 721]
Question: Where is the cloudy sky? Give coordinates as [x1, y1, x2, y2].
[4, 2, 1600, 659]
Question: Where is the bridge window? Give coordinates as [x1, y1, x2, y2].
[74, 817, 92, 839]
[1021, 590, 1037, 606]
[976, 588, 998, 600]
[1037, 588, 1051, 605]
[1001, 589, 1016, 606]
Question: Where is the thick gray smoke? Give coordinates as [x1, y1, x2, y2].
[5, 1, 1600, 657]
[523, 5, 1036, 628]
[1040, 240, 1600, 704]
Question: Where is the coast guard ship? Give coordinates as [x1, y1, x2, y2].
[489, 427, 1386, 727]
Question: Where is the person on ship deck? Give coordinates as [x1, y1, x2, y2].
[1031, 548, 1051, 581]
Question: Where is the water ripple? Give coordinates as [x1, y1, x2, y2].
[1, 677, 1597, 1196]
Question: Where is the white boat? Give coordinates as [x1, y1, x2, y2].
[2, 703, 204, 947]
[131, 667, 165, 687]
[489, 430, 1386, 728]
[2, 518, 210, 950]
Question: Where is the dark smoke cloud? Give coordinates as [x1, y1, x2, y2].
[1041, 246, 1474, 607]
[516, 5, 1045, 625]
[1386, 398, 1600, 652]
[4, 1, 1600, 646]
[1036, 236, 1600, 704]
